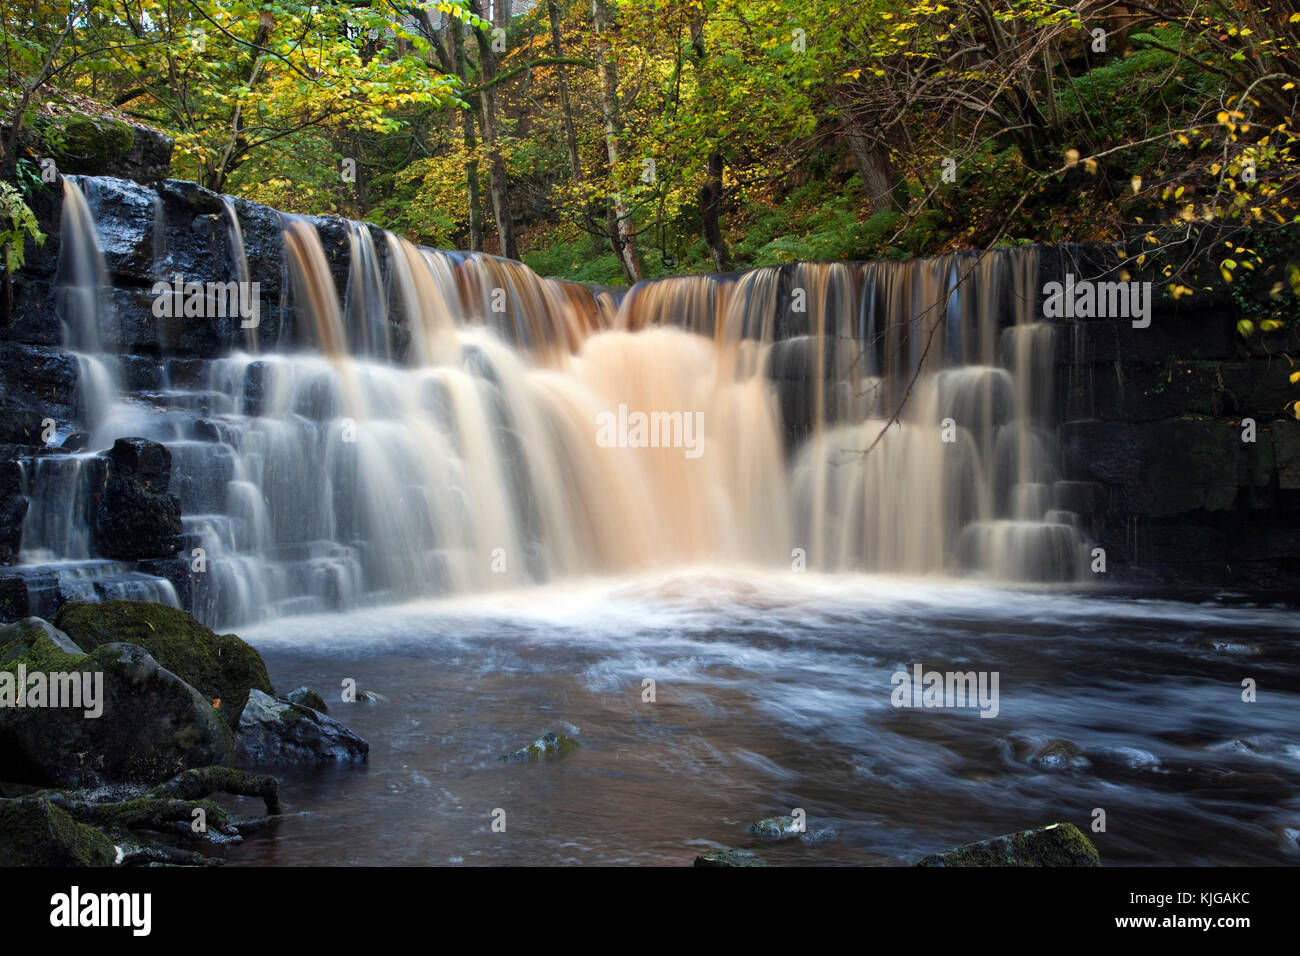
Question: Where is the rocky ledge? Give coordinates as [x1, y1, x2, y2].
[0, 601, 368, 865]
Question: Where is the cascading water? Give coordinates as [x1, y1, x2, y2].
[13, 182, 1093, 628]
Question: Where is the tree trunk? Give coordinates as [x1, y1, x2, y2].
[470, 0, 518, 260]
[688, 16, 730, 273]
[700, 151, 728, 272]
[547, 0, 582, 183]
[840, 117, 903, 215]
[590, 0, 643, 283]
[449, 24, 485, 251]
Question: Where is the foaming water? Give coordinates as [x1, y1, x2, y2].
[232, 573, 1300, 866]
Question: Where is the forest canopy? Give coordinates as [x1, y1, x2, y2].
[4, 0, 1299, 345]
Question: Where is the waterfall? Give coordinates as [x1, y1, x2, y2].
[14, 184, 1093, 628]
[56, 178, 122, 447]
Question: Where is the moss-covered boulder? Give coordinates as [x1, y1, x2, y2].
[46, 115, 135, 164]
[0, 640, 235, 788]
[33, 113, 173, 183]
[0, 617, 85, 662]
[54, 600, 272, 726]
[285, 686, 328, 713]
[915, 823, 1101, 867]
[0, 797, 116, 866]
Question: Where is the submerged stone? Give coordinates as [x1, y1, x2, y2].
[285, 686, 328, 713]
[1030, 739, 1091, 771]
[694, 848, 769, 867]
[501, 732, 579, 763]
[746, 814, 806, 842]
[237, 689, 369, 764]
[915, 822, 1100, 867]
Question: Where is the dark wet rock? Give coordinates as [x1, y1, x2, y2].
[0, 384, 49, 447]
[155, 180, 229, 290]
[0, 345, 80, 417]
[0, 796, 116, 866]
[0, 458, 29, 565]
[694, 848, 769, 867]
[501, 731, 579, 762]
[0, 639, 234, 788]
[916, 823, 1101, 867]
[92, 437, 182, 560]
[285, 686, 328, 713]
[237, 689, 369, 764]
[54, 600, 272, 726]
[0, 567, 58, 623]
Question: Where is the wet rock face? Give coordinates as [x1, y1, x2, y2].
[915, 822, 1101, 867]
[0, 459, 28, 566]
[93, 437, 182, 561]
[237, 689, 370, 764]
[0, 639, 235, 789]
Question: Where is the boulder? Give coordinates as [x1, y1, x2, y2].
[54, 600, 272, 726]
[92, 438, 182, 560]
[0, 640, 234, 788]
[0, 797, 116, 866]
[285, 686, 328, 713]
[915, 823, 1101, 867]
[0, 617, 85, 661]
[745, 814, 806, 842]
[500, 731, 579, 763]
[237, 689, 369, 764]
[36, 114, 172, 184]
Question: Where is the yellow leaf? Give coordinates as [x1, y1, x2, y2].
[1237, 319, 1254, 336]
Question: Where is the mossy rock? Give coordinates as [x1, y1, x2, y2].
[694, 848, 769, 867]
[41, 114, 135, 164]
[0, 641, 235, 788]
[0, 618, 84, 668]
[916, 823, 1101, 867]
[500, 732, 579, 763]
[0, 797, 116, 866]
[54, 601, 272, 726]
[1031, 739, 1091, 771]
